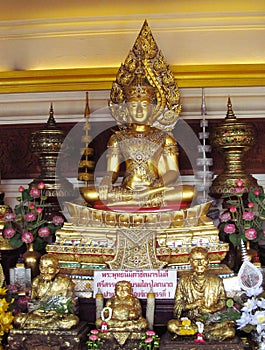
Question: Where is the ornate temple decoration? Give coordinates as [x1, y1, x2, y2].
[0, 191, 13, 250]
[78, 92, 94, 185]
[30, 104, 73, 220]
[46, 21, 230, 288]
[195, 88, 213, 203]
[109, 20, 181, 132]
[209, 97, 260, 196]
[107, 229, 167, 270]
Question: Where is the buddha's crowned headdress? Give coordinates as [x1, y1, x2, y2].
[110, 20, 181, 130]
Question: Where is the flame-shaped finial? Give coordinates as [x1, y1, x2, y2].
[84, 91, 90, 117]
[225, 96, 237, 121]
[46, 103, 58, 129]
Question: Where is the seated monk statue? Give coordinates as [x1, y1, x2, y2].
[167, 247, 235, 342]
[14, 254, 79, 330]
[95, 280, 147, 332]
[80, 74, 196, 210]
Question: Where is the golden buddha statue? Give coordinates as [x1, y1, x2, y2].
[80, 25, 196, 210]
[14, 254, 79, 330]
[81, 80, 196, 210]
[167, 247, 235, 341]
[96, 280, 147, 332]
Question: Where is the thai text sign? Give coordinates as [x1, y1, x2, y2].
[93, 269, 177, 299]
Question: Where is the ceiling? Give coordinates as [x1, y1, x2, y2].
[0, 0, 264, 92]
[1, 0, 264, 21]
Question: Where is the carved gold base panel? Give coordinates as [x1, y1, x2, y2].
[46, 202, 229, 288]
[106, 229, 167, 270]
[99, 330, 145, 349]
[8, 322, 88, 350]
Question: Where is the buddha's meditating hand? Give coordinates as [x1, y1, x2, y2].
[81, 78, 196, 210]
[14, 254, 79, 330]
[167, 247, 235, 341]
[95, 280, 147, 332]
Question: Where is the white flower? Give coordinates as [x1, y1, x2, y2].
[252, 311, 265, 332]
[236, 311, 252, 329]
[246, 286, 263, 298]
[257, 297, 265, 309]
[241, 297, 258, 312]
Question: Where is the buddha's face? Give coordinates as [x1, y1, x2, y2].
[115, 282, 132, 299]
[127, 97, 154, 125]
[190, 251, 209, 275]
[39, 257, 59, 281]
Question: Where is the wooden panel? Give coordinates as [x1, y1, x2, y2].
[1, 119, 264, 180]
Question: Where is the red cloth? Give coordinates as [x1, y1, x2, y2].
[93, 201, 188, 212]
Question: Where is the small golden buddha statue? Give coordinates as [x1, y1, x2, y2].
[14, 254, 79, 330]
[167, 247, 235, 341]
[96, 280, 147, 332]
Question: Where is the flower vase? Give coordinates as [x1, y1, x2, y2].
[223, 243, 242, 273]
[23, 243, 41, 279]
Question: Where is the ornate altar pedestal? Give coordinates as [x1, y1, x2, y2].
[7, 322, 88, 350]
[96, 331, 144, 350]
[159, 332, 245, 350]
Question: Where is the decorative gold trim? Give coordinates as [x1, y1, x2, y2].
[0, 64, 264, 93]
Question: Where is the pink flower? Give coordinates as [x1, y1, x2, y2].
[3, 227, 16, 238]
[234, 187, 245, 195]
[7, 284, 18, 293]
[236, 179, 243, 187]
[21, 232, 34, 243]
[242, 211, 255, 221]
[38, 227, 50, 238]
[219, 212, 231, 222]
[146, 330, 156, 336]
[29, 202, 35, 209]
[145, 337, 153, 343]
[29, 188, 41, 198]
[248, 202, 254, 208]
[52, 215, 64, 226]
[245, 228, 257, 240]
[254, 189, 260, 196]
[18, 186, 25, 192]
[25, 212, 36, 222]
[90, 329, 99, 335]
[224, 223, 236, 234]
[89, 335, 99, 341]
[36, 207, 43, 214]
[263, 230, 265, 237]
[229, 206, 237, 213]
[4, 213, 16, 221]
[37, 182, 45, 189]
[17, 295, 30, 306]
